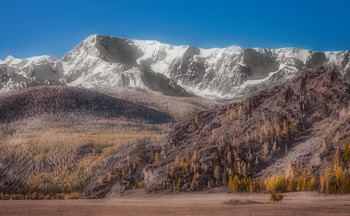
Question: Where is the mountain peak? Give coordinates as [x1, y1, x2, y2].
[1, 35, 350, 98]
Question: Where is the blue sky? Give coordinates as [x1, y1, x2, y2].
[0, 0, 349, 59]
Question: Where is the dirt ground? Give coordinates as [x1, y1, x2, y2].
[1, 191, 350, 216]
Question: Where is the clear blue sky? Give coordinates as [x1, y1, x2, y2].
[1, 0, 349, 59]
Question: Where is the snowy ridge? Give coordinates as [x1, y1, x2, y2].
[1, 34, 350, 99]
[1, 55, 57, 67]
[0, 54, 63, 92]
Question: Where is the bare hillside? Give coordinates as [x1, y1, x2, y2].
[0, 86, 171, 123]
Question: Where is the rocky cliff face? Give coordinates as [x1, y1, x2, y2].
[1, 35, 350, 99]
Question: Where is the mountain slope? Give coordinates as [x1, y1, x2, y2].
[1, 66, 350, 198]
[146, 66, 350, 189]
[1, 35, 350, 99]
[163, 65, 350, 168]
[80, 66, 350, 197]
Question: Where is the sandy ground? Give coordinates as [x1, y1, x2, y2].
[1, 191, 350, 216]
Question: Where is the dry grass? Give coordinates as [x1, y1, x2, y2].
[0, 115, 167, 197]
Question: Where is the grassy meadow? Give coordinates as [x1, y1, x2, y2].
[0, 115, 167, 199]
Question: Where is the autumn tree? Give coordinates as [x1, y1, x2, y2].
[238, 105, 242, 116]
[243, 163, 249, 178]
[308, 175, 318, 191]
[227, 152, 232, 165]
[344, 138, 350, 163]
[154, 152, 159, 164]
[274, 122, 281, 141]
[176, 179, 181, 191]
[285, 163, 294, 179]
[272, 141, 277, 151]
[191, 178, 196, 191]
[334, 148, 341, 166]
[229, 108, 235, 120]
[270, 191, 277, 202]
[210, 129, 216, 143]
[264, 126, 269, 138]
[174, 155, 180, 167]
[334, 131, 341, 142]
[263, 142, 269, 156]
[181, 156, 185, 168]
[289, 119, 298, 136]
[232, 176, 239, 191]
[192, 151, 198, 163]
[276, 192, 284, 202]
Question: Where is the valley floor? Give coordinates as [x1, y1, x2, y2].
[1, 191, 350, 216]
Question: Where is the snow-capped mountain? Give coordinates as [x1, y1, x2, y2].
[0, 55, 64, 91]
[1, 34, 349, 99]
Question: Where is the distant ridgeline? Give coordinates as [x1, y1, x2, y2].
[0, 34, 350, 99]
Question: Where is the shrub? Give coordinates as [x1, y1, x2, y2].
[270, 191, 283, 203]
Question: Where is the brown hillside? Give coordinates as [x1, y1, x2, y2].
[82, 66, 350, 198]
[167, 66, 350, 154]
[160, 66, 350, 178]
[0, 86, 171, 123]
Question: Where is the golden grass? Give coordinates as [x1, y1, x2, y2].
[0, 117, 166, 197]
